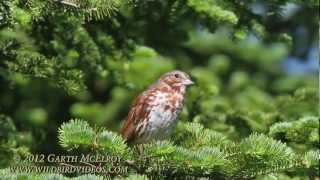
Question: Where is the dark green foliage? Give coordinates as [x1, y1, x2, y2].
[0, 0, 318, 179]
[269, 116, 319, 147]
[0, 114, 30, 167]
[55, 119, 318, 179]
[58, 119, 130, 158]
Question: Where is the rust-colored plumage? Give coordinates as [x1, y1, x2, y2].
[121, 70, 194, 144]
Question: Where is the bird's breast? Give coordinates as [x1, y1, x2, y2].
[146, 90, 184, 139]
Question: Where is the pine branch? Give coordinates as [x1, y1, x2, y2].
[58, 119, 131, 158]
[187, 0, 238, 25]
[24, 0, 124, 20]
[234, 133, 296, 178]
[57, 119, 311, 178]
[0, 114, 30, 167]
[4, 50, 86, 95]
[269, 116, 319, 146]
[173, 122, 232, 150]
[302, 150, 320, 171]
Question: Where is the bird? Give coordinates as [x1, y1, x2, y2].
[121, 70, 194, 144]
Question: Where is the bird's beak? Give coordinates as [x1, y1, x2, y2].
[184, 79, 194, 86]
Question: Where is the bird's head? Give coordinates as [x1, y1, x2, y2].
[159, 70, 194, 89]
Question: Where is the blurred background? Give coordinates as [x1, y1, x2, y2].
[0, 0, 318, 167]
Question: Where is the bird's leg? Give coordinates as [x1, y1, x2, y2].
[137, 144, 144, 155]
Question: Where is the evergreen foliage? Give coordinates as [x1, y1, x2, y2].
[0, 0, 318, 179]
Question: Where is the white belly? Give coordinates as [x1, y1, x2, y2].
[148, 105, 178, 139]
[140, 91, 182, 142]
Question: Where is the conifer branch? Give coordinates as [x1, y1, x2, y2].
[56, 119, 318, 178]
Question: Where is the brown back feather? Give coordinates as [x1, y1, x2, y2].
[121, 86, 156, 143]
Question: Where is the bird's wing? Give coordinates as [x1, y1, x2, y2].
[121, 87, 156, 143]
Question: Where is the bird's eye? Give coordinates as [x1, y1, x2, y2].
[174, 74, 180, 78]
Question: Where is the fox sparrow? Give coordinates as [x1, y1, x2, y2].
[121, 70, 194, 144]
